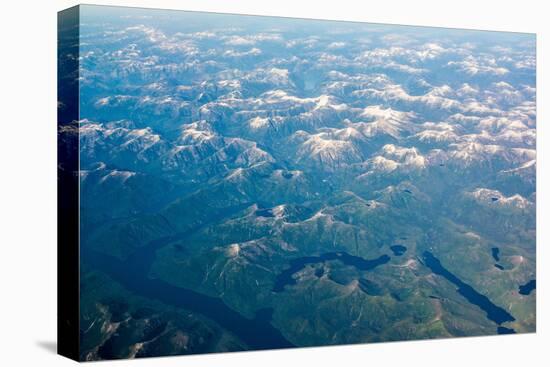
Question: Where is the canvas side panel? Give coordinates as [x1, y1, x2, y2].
[57, 5, 80, 361]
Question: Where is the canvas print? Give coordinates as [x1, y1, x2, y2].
[58, 4, 536, 361]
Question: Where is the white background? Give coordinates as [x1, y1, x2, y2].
[0, 0, 547, 365]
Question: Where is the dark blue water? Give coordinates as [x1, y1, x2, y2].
[82, 205, 295, 351]
[390, 245, 407, 256]
[82, 244, 294, 350]
[422, 251, 516, 326]
[273, 252, 390, 293]
[255, 208, 275, 217]
[519, 280, 536, 295]
[497, 326, 516, 334]
[491, 247, 500, 262]
[282, 172, 293, 179]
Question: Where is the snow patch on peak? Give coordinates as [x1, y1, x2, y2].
[369, 156, 399, 172]
[99, 170, 136, 184]
[354, 106, 415, 138]
[249, 116, 270, 129]
[180, 122, 216, 144]
[226, 243, 241, 257]
[361, 105, 414, 122]
[381, 144, 426, 168]
[297, 132, 363, 170]
[467, 188, 532, 210]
